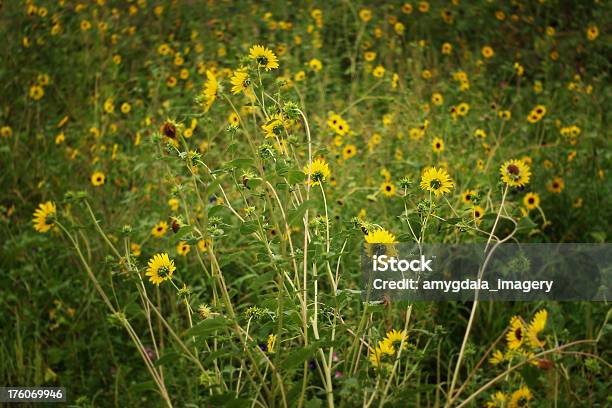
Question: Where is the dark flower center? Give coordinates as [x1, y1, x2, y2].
[430, 179, 442, 189]
[515, 327, 523, 341]
[507, 164, 520, 176]
[157, 266, 169, 278]
[257, 56, 269, 66]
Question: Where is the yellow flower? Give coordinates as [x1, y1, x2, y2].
[500, 159, 531, 188]
[32, 201, 56, 233]
[420, 167, 454, 197]
[262, 113, 289, 138]
[486, 391, 507, 408]
[418, 1, 429, 12]
[456, 102, 470, 116]
[294, 70, 306, 81]
[1, 126, 12, 138]
[369, 341, 395, 368]
[432, 137, 444, 153]
[506, 316, 525, 350]
[432, 92, 443, 105]
[527, 309, 547, 348]
[523, 192, 540, 210]
[266, 334, 277, 353]
[381, 329, 408, 352]
[441, 42, 452, 55]
[381, 181, 395, 197]
[29, 85, 44, 100]
[373, 65, 385, 78]
[176, 241, 190, 256]
[90, 171, 105, 187]
[482, 45, 494, 59]
[202, 70, 218, 112]
[489, 350, 505, 365]
[365, 228, 397, 244]
[359, 8, 372, 22]
[473, 205, 485, 221]
[230, 68, 250, 94]
[168, 198, 179, 212]
[130, 243, 142, 257]
[146, 253, 176, 285]
[509, 386, 532, 408]
[342, 144, 357, 160]
[546, 176, 564, 193]
[198, 239, 212, 252]
[104, 98, 114, 113]
[527, 105, 546, 123]
[586, 25, 599, 41]
[303, 158, 331, 186]
[249, 45, 279, 71]
[462, 190, 476, 204]
[394, 22, 405, 35]
[152, 221, 168, 238]
[364, 51, 376, 62]
[309, 58, 323, 72]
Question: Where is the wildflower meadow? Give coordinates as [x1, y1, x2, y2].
[1, 0, 610, 406]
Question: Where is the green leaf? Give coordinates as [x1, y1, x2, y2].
[287, 169, 305, 185]
[280, 346, 317, 369]
[240, 220, 259, 234]
[153, 351, 180, 367]
[224, 158, 255, 169]
[183, 316, 231, 338]
[209, 205, 229, 218]
[169, 225, 194, 245]
[288, 200, 317, 226]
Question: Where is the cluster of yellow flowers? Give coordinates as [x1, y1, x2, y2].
[369, 329, 409, 370]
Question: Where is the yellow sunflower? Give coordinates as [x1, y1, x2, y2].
[381, 329, 408, 352]
[369, 340, 395, 368]
[365, 228, 397, 244]
[462, 190, 477, 204]
[342, 144, 357, 160]
[486, 391, 507, 408]
[527, 309, 547, 348]
[546, 176, 564, 193]
[261, 113, 288, 138]
[473, 205, 485, 221]
[481, 45, 494, 59]
[523, 192, 540, 210]
[146, 253, 176, 285]
[303, 158, 331, 186]
[509, 386, 532, 408]
[489, 349, 505, 365]
[32, 201, 56, 233]
[230, 68, 250, 94]
[381, 181, 396, 197]
[432, 137, 444, 153]
[420, 167, 454, 197]
[151, 221, 169, 238]
[202, 70, 218, 112]
[249, 45, 279, 71]
[506, 316, 526, 350]
[500, 159, 531, 187]
[176, 241, 190, 256]
[90, 171, 105, 187]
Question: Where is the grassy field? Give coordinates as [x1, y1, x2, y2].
[1, 0, 610, 406]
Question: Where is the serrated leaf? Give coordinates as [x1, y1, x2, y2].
[183, 316, 231, 338]
[240, 220, 259, 234]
